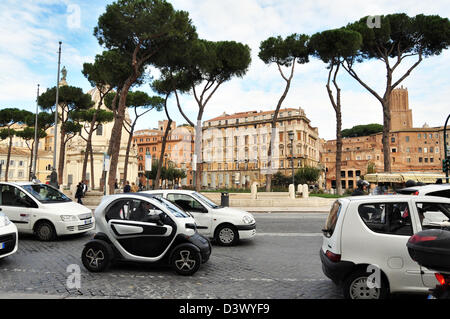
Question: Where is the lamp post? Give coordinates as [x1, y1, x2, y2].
[288, 131, 294, 187]
[32, 84, 40, 180]
[51, 41, 62, 188]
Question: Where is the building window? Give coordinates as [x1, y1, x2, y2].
[391, 148, 397, 153]
[391, 137, 395, 143]
[425, 158, 428, 163]
[405, 136, 410, 142]
[419, 157, 423, 163]
[418, 147, 422, 153]
[96, 124, 103, 136]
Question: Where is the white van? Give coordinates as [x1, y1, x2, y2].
[321, 195, 450, 299]
[0, 182, 94, 241]
[142, 190, 256, 246]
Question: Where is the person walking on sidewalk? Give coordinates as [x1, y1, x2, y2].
[123, 181, 131, 193]
[75, 182, 84, 204]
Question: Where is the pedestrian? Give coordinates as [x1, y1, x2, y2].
[83, 180, 88, 196]
[131, 182, 138, 193]
[75, 181, 84, 204]
[352, 180, 369, 196]
[114, 179, 119, 190]
[123, 181, 131, 193]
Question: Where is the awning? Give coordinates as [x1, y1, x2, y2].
[365, 172, 445, 184]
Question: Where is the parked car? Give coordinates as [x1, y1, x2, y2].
[142, 190, 256, 246]
[82, 193, 211, 275]
[0, 182, 94, 241]
[397, 184, 450, 198]
[0, 211, 18, 259]
[320, 195, 450, 299]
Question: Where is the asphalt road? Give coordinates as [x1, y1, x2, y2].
[0, 212, 345, 299]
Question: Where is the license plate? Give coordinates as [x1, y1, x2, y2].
[0, 242, 4, 250]
[84, 219, 92, 225]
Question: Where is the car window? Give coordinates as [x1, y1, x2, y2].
[0, 185, 36, 208]
[427, 189, 450, 199]
[416, 202, 450, 229]
[192, 192, 219, 209]
[323, 201, 341, 237]
[21, 184, 71, 203]
[358, 202, 413, 236]
[167, 193, 206, 213]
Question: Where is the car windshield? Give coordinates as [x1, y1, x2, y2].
[192, 192, 219, 209]
[151, 196, 190, 218]
[22, 184, 71, 203]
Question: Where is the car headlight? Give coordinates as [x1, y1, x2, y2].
[60, 215, 79, 222]
[242, 215, 254, 224]
[0, 214, 11, 227]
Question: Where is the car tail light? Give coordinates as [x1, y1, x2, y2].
[435, 273, 450, 285]
[413, 191, 419, 195]
[408, 234, 437, 244]
[325, 250, 341, 262]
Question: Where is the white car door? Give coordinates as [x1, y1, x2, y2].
[342, 200, 424, 292]
[0, 185, 34, 231]
[166, 193, 212, 236]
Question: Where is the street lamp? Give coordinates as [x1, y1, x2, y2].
[288, 131, 294, 187]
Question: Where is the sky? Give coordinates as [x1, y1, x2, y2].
[0, 0, 449, 140]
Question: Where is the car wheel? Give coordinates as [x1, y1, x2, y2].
[215, 224, 239, 246]
[343, 270, 389, 299]
[34, 220, 56, 241]
[171, 245, 201, 276]
[81, 240, 114, 273]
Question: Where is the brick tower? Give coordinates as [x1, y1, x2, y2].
[389, 86, 413, 131]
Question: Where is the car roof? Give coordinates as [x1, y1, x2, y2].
[399, 184, 450, 192]
[339, 195, 450, 203]
[144, 189, 196, 194]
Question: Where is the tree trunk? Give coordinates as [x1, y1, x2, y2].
[381, 97, 392, 173]
[156, 120, 172, 189]
[123, 123, 135, 186]
[90, 142, 95, 189]
[194, 118, 203, 192]
[5, 134, 12, 182]
[107, 77, 136, 194]
[335, 111, 343, 195]
[29, 142, 34, 181]
[58, 129, 66, 186]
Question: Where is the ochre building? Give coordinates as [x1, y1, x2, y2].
[321, 87, 449, 190]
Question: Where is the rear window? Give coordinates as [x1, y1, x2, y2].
[427, 189, 450, 199]
[323, 201, 341, 237]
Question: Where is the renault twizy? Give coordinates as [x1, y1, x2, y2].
[81, 193, 211, 276]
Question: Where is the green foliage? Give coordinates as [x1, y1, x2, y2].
[341, 123, 383, 138]
[82, 49, 139, 90]
[94, 0, 197, 69]
[0, 108, 33, 127]
[346, 14, 450, 61]
[309, 28, 362, 64]
[15, 127, 47, 141]
[295, 166, 321, 185]
[258, 33, 310, 66]
[38, 86, 94, 113]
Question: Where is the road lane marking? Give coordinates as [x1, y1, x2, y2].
[256, 233, 322, 237]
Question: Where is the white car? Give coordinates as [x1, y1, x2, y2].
[0, 182, 94, 241]
[142, 190, 256, 246]
[397, 184, 450, 198]
[321, 195, 450, 299]
[0, 211, 18, 259]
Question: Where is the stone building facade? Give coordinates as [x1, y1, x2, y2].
[201, 108, 321, 189]
[321, 87, 449, 190]
[133, 120, 195, 187]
